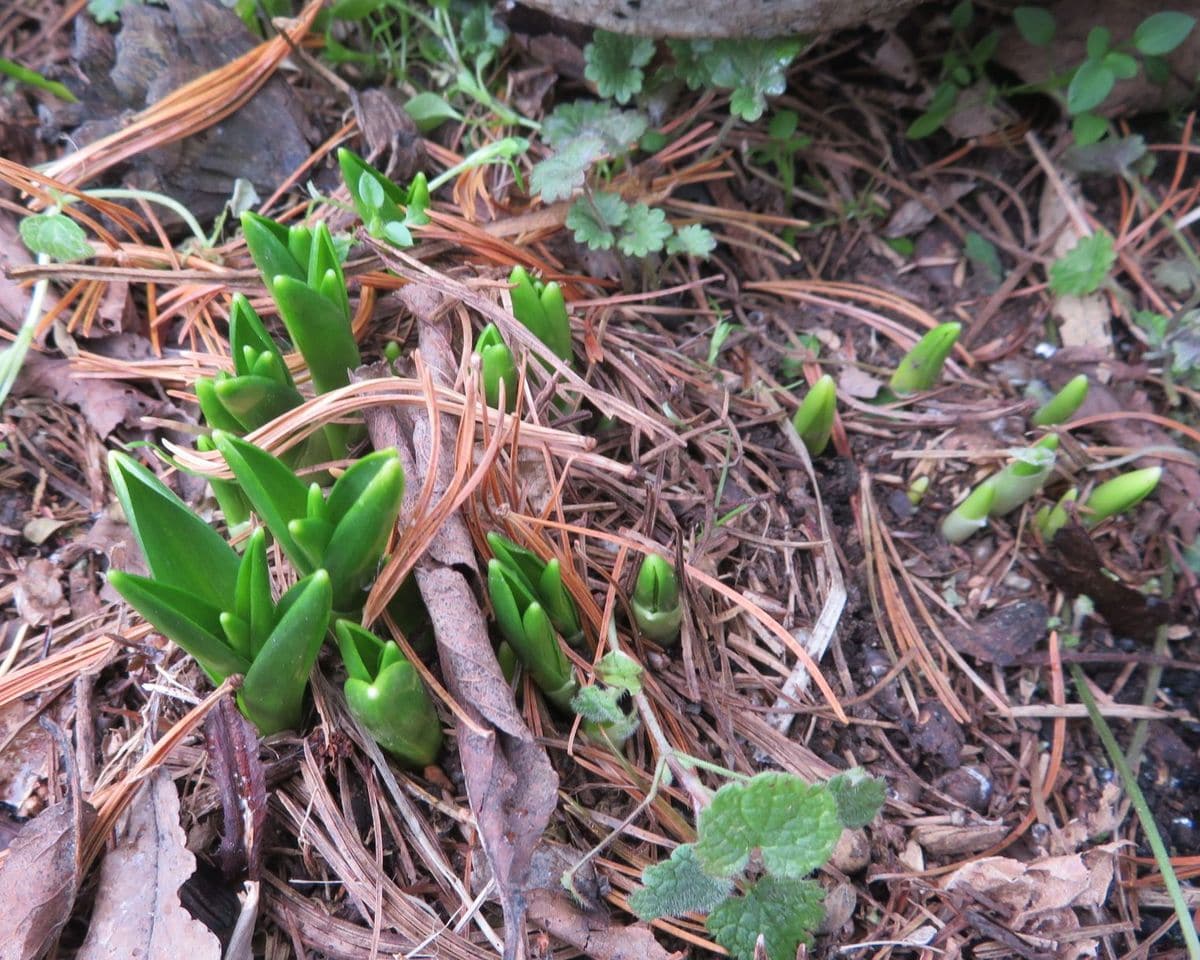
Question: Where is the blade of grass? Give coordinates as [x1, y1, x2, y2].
[1070, 662, 1200, 960]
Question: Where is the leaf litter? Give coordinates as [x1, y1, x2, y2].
[2, 1, 1200, 958]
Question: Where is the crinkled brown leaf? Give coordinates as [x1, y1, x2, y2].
[357, 289, 558, 959]
[0, 721, 92, 960]
[76, 768, 221, 960]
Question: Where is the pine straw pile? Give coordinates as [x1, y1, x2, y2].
[3, 4, 1200, 960]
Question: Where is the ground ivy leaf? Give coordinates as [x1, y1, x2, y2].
[1049, 231, 1115, 296]
[584, 31, 655, 104]
[630, 844, 734, 920]
[617, 204, 672, 257]
[19, 213, 93, 262]
[570, 685, 626, 724]
[530, 136, 605, 203]
[827, 768, 886, 828]
[543, 101, 647, 152]
[695, 772, 842, 878]
[565, 192, 628, 250]
[706, 876, 825, 960]
[666, 224, 716, 257]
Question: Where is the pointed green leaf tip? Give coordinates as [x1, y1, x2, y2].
[889, 322, 961, 395]
[791, 374, 836, 456]
[631, 554, 683, 646]
[1032, 375, 1088, 427]
[334, 620, 442, 766]
[694, 772, 842, 879]
[1083, 466, 1161, 527]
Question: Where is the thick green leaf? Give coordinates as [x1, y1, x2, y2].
[213, 376, 304, 429]
[269, 276, 359, 396]
[695, 772, 842, 879]
[325, 449, 403, 524]
[706, 876, 825, 960]
[195, 377, 246, 433]
[107, 452, 239, 610]
[1067, 60, 1115, 115]
[344, 653, 442, 766]
[108, 571, 249, 682]
[211, 433, 310, 570]
[229, 294, 290, 382]
[240, 570, 331, 735]
[404, 92, 463, 132]
[233, 529, 276, 658]
[1133, 12, 1196, 55]
[630, 843, 734, 920]
[241, 212, 304, 287]
[321, 456, 405, 612]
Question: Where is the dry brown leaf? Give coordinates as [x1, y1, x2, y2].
[13, 558, 70, 627]
[358, 292, 559, 959]
[943, 843, 1119, 928]
[0, 721, 93, 960]
[76, 768, 221, 960]
[527, 889, 676, 960]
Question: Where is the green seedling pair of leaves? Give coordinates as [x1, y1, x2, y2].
[508, 266, 573, 365]
[486, 532, 582, 710]
[631, 769, 885, 960]
[475, 323, 518, 411]
[631, 554, 683, 646]
[570, 651, 643, 749]
[335, 620, 442, 766]
[211, 432, 405, 615]
[107, 453, 331, 735]
[337, 148, 431, 247]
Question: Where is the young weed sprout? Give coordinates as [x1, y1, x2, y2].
[889, 321, 961, 395]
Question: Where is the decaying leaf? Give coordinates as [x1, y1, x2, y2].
[357, 288, 559, 959]
[76, 768, 221, 960]
[0, 720, 93, 960]
[13, 558, 70, 627]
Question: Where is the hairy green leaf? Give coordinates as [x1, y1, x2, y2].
[630, 844, 734, 920]
[706, 876, 825, 960]
[827, 768, 886, 828]
[595, 651, 643, 694]
[20, 213, 92, 262]
[530, 136, 604, 202]
[666, 224, 716, 257]
[543, 101, 648, 152]
[1049, 231, 1115, 296]
[565, 192, 628, 250]
[584, 31, 655, 104]
[695, 772, 842, 878]
[570, 685, 627, 724]
[617, 204, 672, 256]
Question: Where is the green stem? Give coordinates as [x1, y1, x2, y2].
[0, 254, 50, 410]
[428, 137, 531, 191]
[82, 188, 209, 247]
[1070, 662, 1200, 960]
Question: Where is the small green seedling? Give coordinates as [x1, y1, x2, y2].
[107, 453, 331, 735]
[790, 374, 836, 456]
[889, 322, 961, 396]
[907, 475, 930, 506]
[571, 650, 642, 749]
[631, 768, 885, 960]
[1032, 375, 1089, 426]
[334, 620, 442, 766]
[941, 479, 996, 544]
[1083, 466, 1162, 527]
[475, 323, 518, 411]
[337, 148, 430, 247]
[212, 432, 405, 615]
[630, 554, 683, 646]
[1035, 487, 1078, 540]
[508, 266, 573, 365]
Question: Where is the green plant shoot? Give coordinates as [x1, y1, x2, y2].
[889, 322, 960, 395]
[508, 266, 573, 364]
[475, 323, 518, 411]
[1031, 374, 1088, 427]
[630, 554, 683, 646]
[486, 533, 582, 645]
[334, 620, 442, 766]
[212, 433, 405, 615]
[941, 479, 996, 544]
[1035, 487, 1078, 540]
[1083, 466, 1162, 526]
[986, 434, 1058, 516]
[107, 453, 331, 735]
[337, 148, 430, 247]
[790, 374, 836, 456]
